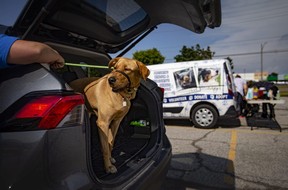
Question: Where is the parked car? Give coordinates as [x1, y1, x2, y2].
[147, 59, 237, 129]
[0, 0, 221, 189]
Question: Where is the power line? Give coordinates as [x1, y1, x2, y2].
[163, 49, 288, 62]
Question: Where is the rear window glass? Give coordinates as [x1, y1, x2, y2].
[85, 0, 147, 31]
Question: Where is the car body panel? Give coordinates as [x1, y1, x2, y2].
[0, 64, 67, 113]
[0, 126, 93, 190]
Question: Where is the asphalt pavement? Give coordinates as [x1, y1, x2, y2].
[162, 97, 288, 190]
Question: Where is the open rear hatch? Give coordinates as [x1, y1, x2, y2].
[9, 0, 221, 56]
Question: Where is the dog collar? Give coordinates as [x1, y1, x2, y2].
[114, 69, 131, 88]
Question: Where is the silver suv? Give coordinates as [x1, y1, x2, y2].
[0, 0, 221, 189]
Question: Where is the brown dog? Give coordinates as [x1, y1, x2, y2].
[82, 57, 150, 173]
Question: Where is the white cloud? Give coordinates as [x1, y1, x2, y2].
[125, 0, 288, 75]
[210, 0, 288, 74]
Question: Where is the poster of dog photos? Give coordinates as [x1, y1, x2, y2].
[174, 68, 197, 90]
[173, 65, 221, 90]
[197, 66, 221, 87]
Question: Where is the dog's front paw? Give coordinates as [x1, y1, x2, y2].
[106, 165, 117, 174]
[110, 157, 116, 164]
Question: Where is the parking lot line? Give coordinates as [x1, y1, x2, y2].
[224, 129, 237, 184]
[228, 130, 237, 161]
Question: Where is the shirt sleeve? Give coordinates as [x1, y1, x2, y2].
[0, 34, 19, 69]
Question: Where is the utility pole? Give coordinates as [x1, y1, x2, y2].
[260, 42, 267, 81]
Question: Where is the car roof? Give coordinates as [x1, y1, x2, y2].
[9, 0, 221, 54]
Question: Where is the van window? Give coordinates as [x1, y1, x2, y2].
[224, 62, 234, 95]
[197, 66, 221, 87]
[173, 67, 197, 90]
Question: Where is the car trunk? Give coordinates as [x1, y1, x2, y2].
[57, 62, 163, 181]
[88, 80, 163, 180]
[0, 61, 165, 188]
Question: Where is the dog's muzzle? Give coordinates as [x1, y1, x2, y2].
[108, 70, 131, 91]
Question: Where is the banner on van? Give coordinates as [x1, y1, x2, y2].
[151, 64, 222, 93]
[164, 93, 233, 103]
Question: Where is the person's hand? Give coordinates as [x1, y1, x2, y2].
[48, 49, 65, 69]
[50, 62, 64, 69]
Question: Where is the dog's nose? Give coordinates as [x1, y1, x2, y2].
[108, 77, 116, 84]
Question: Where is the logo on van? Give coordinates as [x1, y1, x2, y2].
[164, 94, 232, 103]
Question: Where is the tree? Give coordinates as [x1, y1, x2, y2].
[226, 56, 234, 70]
[133, 48, 165, 65]
[174, 44, 215, 62]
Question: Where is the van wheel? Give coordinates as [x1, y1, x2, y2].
[191, 104, 218, 129]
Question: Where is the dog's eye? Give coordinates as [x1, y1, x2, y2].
[124, 67, 131, 71]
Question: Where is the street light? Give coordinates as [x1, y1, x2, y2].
[260, 42, 267, 81]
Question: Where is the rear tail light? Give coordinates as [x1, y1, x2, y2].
[3, 94, 85, 131]
[159, 87, 165, 95]
[157, 87, 165, 101]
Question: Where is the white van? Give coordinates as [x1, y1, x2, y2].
[147, 59, 238, 128]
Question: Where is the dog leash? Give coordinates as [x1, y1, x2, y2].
[65, 62, 131, 87]
[64, 62, 112, 69]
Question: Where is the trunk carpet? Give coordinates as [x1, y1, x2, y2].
[90, 117, 149, 179]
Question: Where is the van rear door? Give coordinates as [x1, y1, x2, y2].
[223, 60, 237, 102]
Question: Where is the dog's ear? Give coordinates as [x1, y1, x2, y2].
[136, 60, 150, 80]
[175, 73, 181, 79]
[108, 57, 121, 68]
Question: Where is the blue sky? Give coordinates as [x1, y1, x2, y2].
[124, 0, 288, 75]
[1, 0, 288, 74]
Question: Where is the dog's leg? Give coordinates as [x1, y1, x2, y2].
[109, 118, 124, 151]
[97, 116, 117, 174]
[107, 128, 116, 164]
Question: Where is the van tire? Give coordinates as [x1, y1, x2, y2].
[191, 104, 218, 129]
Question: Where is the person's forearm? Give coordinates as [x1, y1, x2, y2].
[243, 85, 248, 96]
[7, 40, 64, 65]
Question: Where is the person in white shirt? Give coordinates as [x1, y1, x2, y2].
[234, 74, 248, 117]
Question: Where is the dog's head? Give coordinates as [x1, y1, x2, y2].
[181, 75, 191, 85]
[176, 72, 196, 89]
[199, 68, 219, 82]
[176, 73, 190, 85]
[107, 57, 150, 92]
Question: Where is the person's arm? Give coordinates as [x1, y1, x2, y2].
[243, 81, 248, 98]
[7, 40, 64, 69]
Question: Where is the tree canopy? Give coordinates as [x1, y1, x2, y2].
[174, 44, 214, 62]
[132, 48, 165, 65]
[131, 45, 235, 72]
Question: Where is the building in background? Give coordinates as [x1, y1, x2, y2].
[234, 72, 288, 82]
[234, 72, 268, 81]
